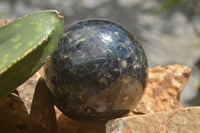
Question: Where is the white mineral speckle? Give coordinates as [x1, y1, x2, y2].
[121, 60, 127, 68]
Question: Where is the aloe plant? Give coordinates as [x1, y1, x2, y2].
[0, 10, 64, 98]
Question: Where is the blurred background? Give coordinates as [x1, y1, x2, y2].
[0, 0, 200, 106]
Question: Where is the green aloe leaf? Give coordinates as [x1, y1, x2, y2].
[0, 10, 64, 98]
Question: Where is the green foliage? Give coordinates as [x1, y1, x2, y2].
[155, 0, 187, 14]
[0, 10, 64, 98]
[0, 12, 5, 19]
[196, 39, 200, 48]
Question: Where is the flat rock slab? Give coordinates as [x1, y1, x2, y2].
[106, 106, 200, 133]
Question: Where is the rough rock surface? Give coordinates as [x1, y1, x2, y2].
[17, 73, 40, 113]
[30, 77, 57, 133]
[0, 64, 192, 132]
[0, 93, 47, 133]
[56, 64, 191, 133]
[132, 64, 191, 114]
[106, 106, 200, 133]
[0, 19, 11, 27]
[56, 107, 106, 133]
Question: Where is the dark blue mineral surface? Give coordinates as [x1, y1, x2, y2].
[44, 19, 148, 121]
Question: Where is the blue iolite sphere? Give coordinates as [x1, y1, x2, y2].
[44, 19, 148, 121]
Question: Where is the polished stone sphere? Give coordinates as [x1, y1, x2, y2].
[44, 19, 148, 121]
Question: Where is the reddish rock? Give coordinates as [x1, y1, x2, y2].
[0, 93, 47, 133]
[30, 77, 57, 133]
[38, 66, 45, 78]
[0, 74, 56, 133]
[17, 73, 41, 113]
[132, 64, 191, 114]
[56, 107, 106, 133]
[0, 19, 11, 28]
[2, 64, 189, 132]
[56, 64, 191, 133]
[106, 106, 200, 133]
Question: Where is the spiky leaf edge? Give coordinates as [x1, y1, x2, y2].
[0, 10, 64, 98]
